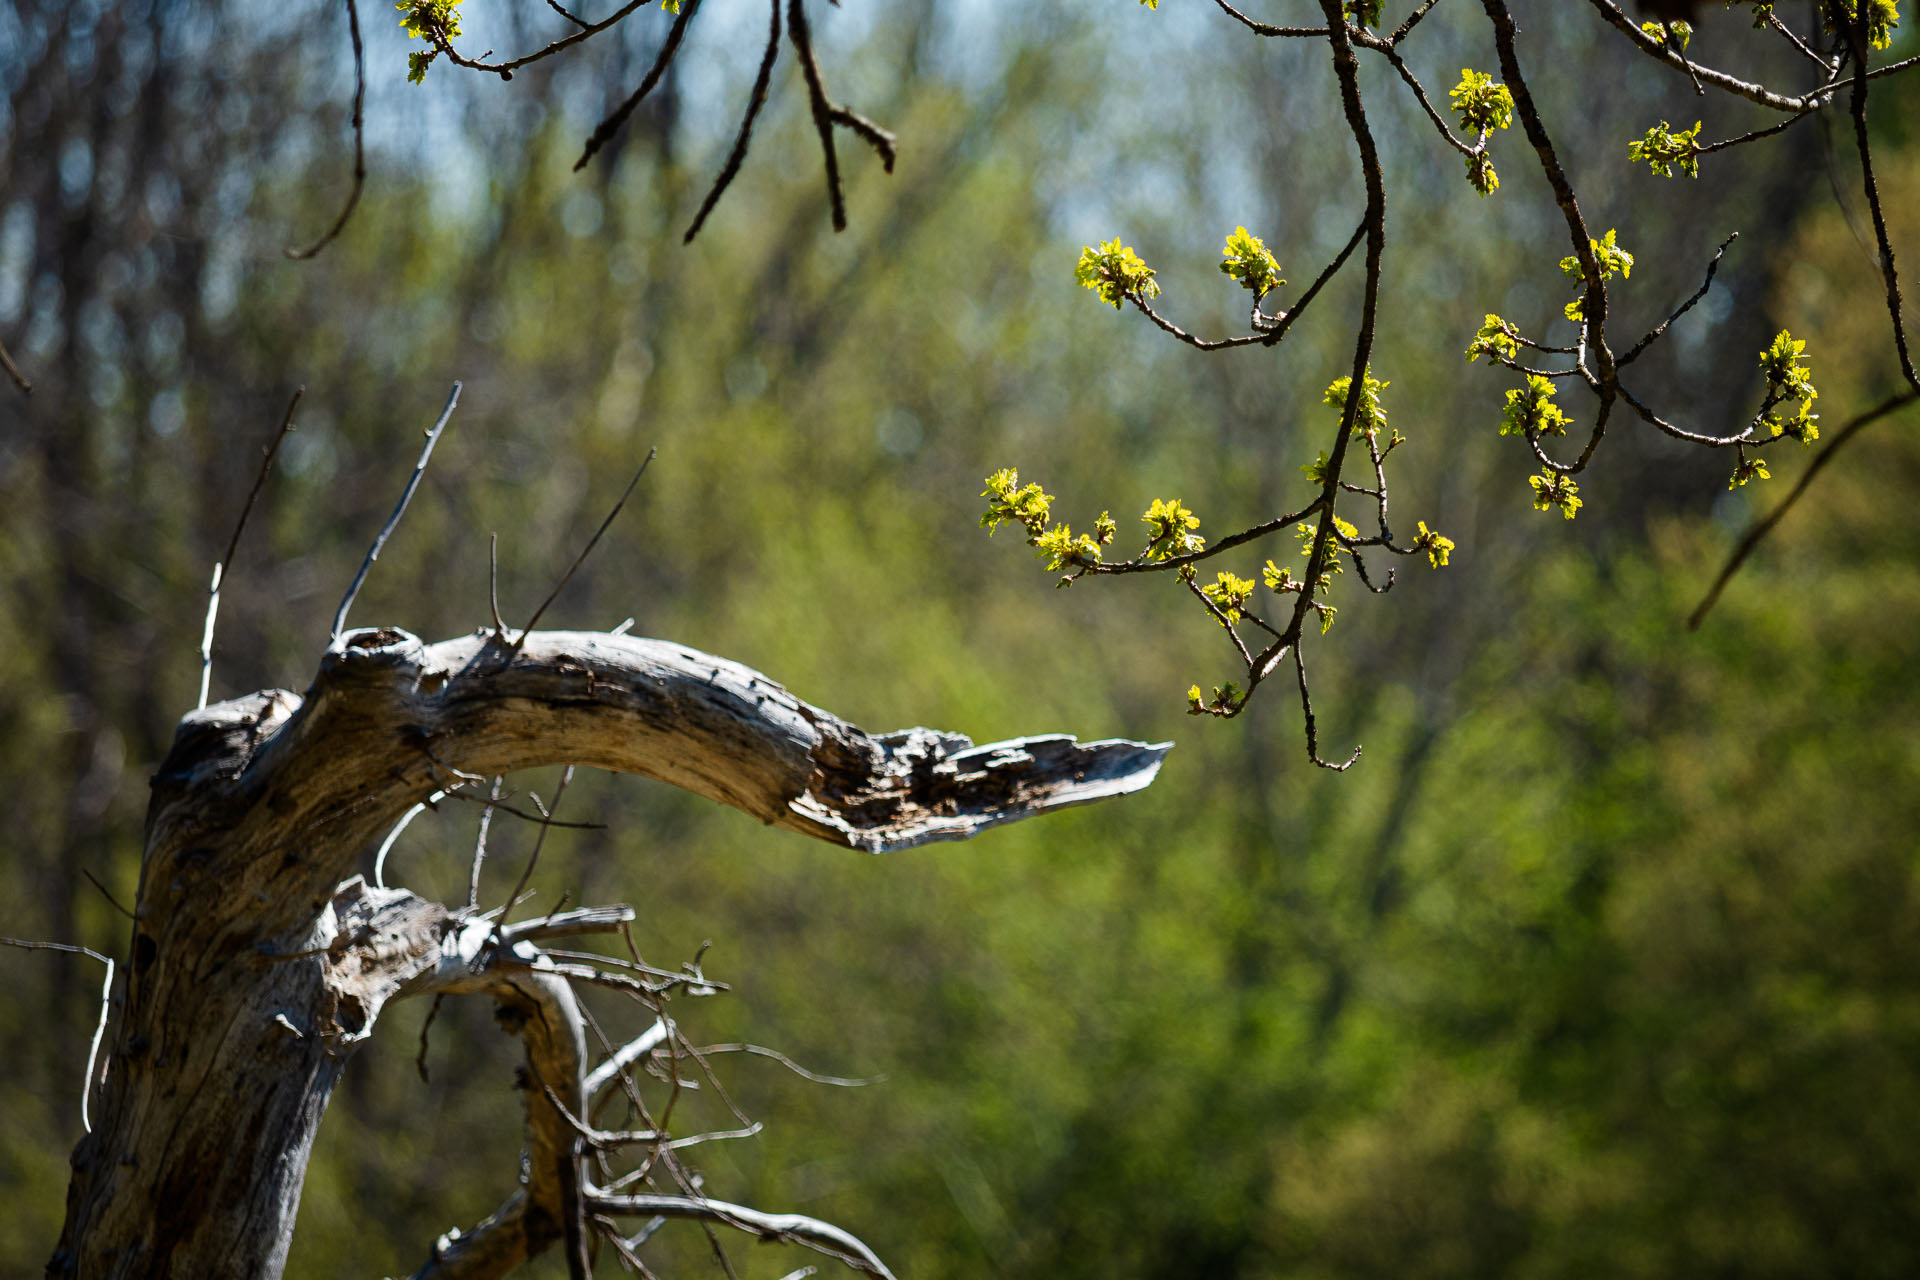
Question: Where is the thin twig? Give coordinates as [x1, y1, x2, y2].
[512, 449, 655, 655]
[1620, 233, 1738, 367]
[499, 766, 576, 928]
[373, 790, 445, 888]
[1688, 390, 1918, 628]
[200, 387, 300, 709]
[286, 0, 367, 259]
[468, 775, 503, 910]
[0, 334, 30, 394]
[690, 1043, 879, 1087]
[416, 992, 445, 1082]
[332, 383, 460, 640]
[1, 938, 114, 1132]
[81, 869, 136, 922]
[488, 533, 505, 636]
[438, 785, 607, 831]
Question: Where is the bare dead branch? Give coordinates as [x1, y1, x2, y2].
[332, 383, 460, 639]
[500, 766, 577, 927]
[586, 1191, 898, 1279]
[513, 449, 655, 656]
[199, 387, 300, 709]
[1, 938, 114, 1132]
[80, 868, 136, 922]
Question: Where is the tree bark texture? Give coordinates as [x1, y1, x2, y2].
[50, 628, 1167, 1278]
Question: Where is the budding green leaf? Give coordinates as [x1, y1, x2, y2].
[1529, 470, 1583, 519]
[1730, 456, 1772, 488]
[1758, 329, 1820, 442]
[1219, 227, 1285, 298]
[1559, 228, 1633, 320]
[1413, 521, 1455, 568]
[397, 0, 463, 82]
[1200, 571, 1256, 624]
[1448, 69, 1514, 133]
[1639, 19, 1692, 50]
[1628, 120, 1703, 178]
[1466, 153, 1500, 197]
[1075, 240, 1160, 309]
[1466, 314, 1520, 364]
[980, 469, 1055, 537]
[1325, 369, 1390, 436]
[1142, 498, 1205, 560]
[1822, 0, 1900, 49]
[1500, 376, 1573, 437]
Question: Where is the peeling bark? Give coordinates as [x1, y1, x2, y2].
[51, 628, 1167, 1278]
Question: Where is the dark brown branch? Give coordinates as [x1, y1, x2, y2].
[1294, 645, 1359, 771]
[1688, 391, 1918, 629]
[81, 868, 136, 922]
[790, 0, 847, 231]
[1845, 7, 1920, 395]
[574, 0, 703, 171]
[685, 0, 782, 243]
[286, 0, 366, 259]
[0, 333, 30, 394]
[1620, 233, 1737, 366]
[1208, 0, 1326, 37]
[429, 0, 654, 75]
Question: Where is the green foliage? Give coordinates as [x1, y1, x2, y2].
[1560, 228, 1634, 321]
[981, 468, 1054, 538]
[1529, 469, 1583, 518]
[1185, 680, 1243, 715]
[1629, 120, 1703, 178]
[1324, 369, 1390, 436]
[1218, 226, 1284, 298]
[1075, 239, 1159, 309]
[1448, 69, 1514, 134]
[1825, 0, 1901, 49]
[1200, 571, 1256, 623]
[1465, 314, 1519, 364]
[1413, 520, 1455, 567]
[1640, 18, 1693, 49]
[1758, 329, 1821, 441]
[396, 0, 461, 82]
[983, 471, 1110, 578]
[1730, 455, 1772, 487]
[1465, 152, 1500, 196]
[1142, 498, 1205, 561]
[1344, 0, 1383, 27]
[1500, 375, 1572, 437]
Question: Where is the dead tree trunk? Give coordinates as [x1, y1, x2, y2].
[49, 626, 1166, 1279]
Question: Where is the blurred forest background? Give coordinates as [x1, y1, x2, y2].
[4, 0, 1920, 1276]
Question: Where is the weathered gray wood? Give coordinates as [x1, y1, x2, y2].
[50, 628, 1168, 1278]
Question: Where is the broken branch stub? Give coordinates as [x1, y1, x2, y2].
[53, 627, 1167, 1278]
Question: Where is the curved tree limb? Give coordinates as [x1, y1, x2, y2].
[52, 627, 1167, 1278]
